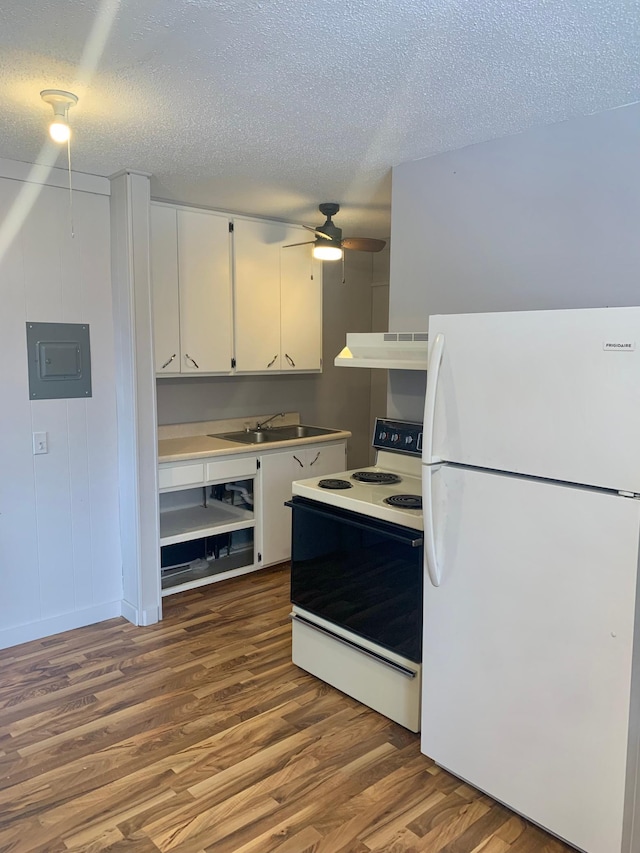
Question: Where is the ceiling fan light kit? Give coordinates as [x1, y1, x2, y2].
[313, 243, 343, 261]
[40, 89, 78, 143]
[284, 203, 387, 261]
[310, 202, 343, 260]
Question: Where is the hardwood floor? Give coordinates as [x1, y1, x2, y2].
[0, 565, 577, 853]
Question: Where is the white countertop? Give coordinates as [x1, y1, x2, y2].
[158, 428, 351, 464]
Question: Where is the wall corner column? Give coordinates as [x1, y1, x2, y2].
[110, 169, 161, 625]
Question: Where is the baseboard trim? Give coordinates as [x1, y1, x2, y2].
[120, 599, 161, 627]
[0, 601, 123, 651]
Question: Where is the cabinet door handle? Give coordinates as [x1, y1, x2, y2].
[293, 455, 304, 467]
[267, 354, 278, 368]
[185, 353, 200, 368]
[285, 353, 296, 367]
[161, 353, 177, 369]
[308, 451, 320, 466]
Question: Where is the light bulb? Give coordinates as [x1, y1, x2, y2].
[49, 119, 71, 143]
[41, 89, 77, 143]
[313, 244, 343, 261]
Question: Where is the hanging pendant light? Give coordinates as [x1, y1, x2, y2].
[40, 89, 78, 143]
[40, 88, 79, 238]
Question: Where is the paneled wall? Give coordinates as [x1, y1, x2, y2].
[0, 161, 122, 648]
[388, 103, 640, 421]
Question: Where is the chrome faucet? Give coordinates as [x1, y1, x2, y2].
[255, 412, 285, 430]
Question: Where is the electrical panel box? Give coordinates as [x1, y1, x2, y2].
[26, 322, 92, 400]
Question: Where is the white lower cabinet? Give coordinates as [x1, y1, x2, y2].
[158, 440, 347, 593]
[258, 441, 347, 567]
[159, 455, 257, 595]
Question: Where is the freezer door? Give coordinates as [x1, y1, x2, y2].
[421, 464, 640, 853]
[426, 307, 640, 493]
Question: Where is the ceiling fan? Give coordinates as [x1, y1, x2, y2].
[284, 203, 386, 260]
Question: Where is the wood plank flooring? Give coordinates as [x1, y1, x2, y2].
[0, 565, 577, 853]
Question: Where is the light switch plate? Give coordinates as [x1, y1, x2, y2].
[33, 431, 48, 454]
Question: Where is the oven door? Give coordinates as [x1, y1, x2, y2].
[286, 496, 423, 662]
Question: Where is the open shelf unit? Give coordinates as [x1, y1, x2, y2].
[160, 500, 254, 546]
[160, 546, 255, 594]
[159, 463, 257, 595]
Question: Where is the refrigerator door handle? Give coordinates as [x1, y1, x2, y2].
[424, 332, 445, 464]
[423, 464, 442, 587]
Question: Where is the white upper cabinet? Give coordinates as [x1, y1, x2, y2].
[150, 203, 233, 376]
[151, 206, 322, 376]
[232, 217, 282, 372]
[233, 217, 322, 373]
[178, 208, 233, 373]
[150, 204, 181, 373]
[280, 235, 323, 371]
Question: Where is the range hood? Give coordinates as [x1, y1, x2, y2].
[334, 332, 428, 370]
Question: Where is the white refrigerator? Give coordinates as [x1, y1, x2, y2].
[421, 307, 640, 853]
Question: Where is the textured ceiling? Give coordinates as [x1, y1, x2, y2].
[1, 0, 638, 237]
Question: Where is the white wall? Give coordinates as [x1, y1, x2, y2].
[156, 249, 377, 467]
[368, 244, 390, 462]
[388, 102, 640, 419]
[0, 160, 122, 648]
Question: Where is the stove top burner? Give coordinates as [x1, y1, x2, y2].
[352, 471, 401, 484]
[384, 494, 422, 510]
[318, 478, 353, 490]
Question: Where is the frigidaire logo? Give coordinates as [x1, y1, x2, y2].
[603, 341, 635, 351]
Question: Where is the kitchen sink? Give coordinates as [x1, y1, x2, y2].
[213, 425, 341, 444]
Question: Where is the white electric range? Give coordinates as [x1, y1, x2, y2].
[287, 419, 424, 731]
[290, 449, 423, 530]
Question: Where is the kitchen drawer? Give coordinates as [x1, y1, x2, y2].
[159, 462, 205, 490]
[206, 456, 257, 483]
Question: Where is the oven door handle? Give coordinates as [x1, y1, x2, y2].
[290, 613, 418, 678]
[285, 498, 423, 547]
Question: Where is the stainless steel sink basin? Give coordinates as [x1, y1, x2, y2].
[213, 425, 340, 444]
[270, 425, 341, 440]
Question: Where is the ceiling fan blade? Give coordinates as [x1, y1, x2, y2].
[302, 224, 332, 240]
[283, 240, 316, 248]
[341, 237, 387, 253]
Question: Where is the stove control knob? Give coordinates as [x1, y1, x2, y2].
[405, 436, 413, 445]
[379, 430, 387, 441]
[391, 432, 399, 442]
